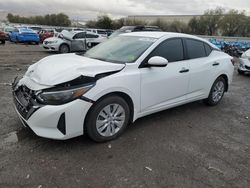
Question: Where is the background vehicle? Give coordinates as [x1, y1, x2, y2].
[9, 27, 40, 44]
[28, 26, 42, 34]
[238, 49, 250, 74]
[87, 28, 108, 37]
[43, 30, 107, 53]
[110, 25, 162, 38]
[39, 29, 55, 42]
[0, 30, 8, 44]
[13, 32, 234, 142]
[3, 26, 15, 40]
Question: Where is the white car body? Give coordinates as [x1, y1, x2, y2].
[239, 49, 250, 73]
[13, 32, 234, 140]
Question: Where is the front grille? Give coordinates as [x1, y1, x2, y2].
[245, 65, 250, 70]
[13, 85, 41, 120]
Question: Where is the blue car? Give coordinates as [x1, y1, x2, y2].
[9, 28, 40, 44]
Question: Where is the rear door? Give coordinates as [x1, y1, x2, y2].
[184, 38, 216, 100]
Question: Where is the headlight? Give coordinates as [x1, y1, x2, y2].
[36, 84, 94, 105]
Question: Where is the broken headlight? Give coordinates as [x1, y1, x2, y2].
[36, 84, 94, 105]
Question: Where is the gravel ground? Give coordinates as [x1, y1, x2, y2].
[0, 42, 249, 188]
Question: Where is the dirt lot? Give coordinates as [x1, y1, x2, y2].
[0, 42, 249, 188]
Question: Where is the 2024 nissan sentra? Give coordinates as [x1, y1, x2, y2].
[12, 32, 234, 142]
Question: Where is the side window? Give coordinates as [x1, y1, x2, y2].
[86, 34, 98, 38]
[73, 32, 85, 39]
[186, 39, 206, 59]
[149, 39, 184, 62]
[204, 43, 212, 56]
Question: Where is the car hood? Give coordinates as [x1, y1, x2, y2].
[24, 53, 125, 86]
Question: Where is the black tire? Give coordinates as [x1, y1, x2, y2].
[59, 44, 70, 53]
[85, 95, 130, 142]
[35, 42, 39, 45]
[238, 69, 244, 75]
[204, 77, 226, 106]
[1, 40, 5, 44]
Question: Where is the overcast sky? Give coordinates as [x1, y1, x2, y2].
[0, 0, 249, 20]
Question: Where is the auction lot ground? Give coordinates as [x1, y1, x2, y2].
[0, 42, 249, 188]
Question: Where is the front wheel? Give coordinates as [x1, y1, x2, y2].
[204, 77, 226, 106]
[85, 95, 130, 142]
[59, 44, 70, 53]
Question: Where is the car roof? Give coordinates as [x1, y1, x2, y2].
[121, 32, 218, 48]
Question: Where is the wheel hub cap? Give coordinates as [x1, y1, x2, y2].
[212, 81, 225, 103]
[96, 104, 125, 137]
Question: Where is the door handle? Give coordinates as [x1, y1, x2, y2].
[213, 62, 220, 66]
[179, 68, 189, 73]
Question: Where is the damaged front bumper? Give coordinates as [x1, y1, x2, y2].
[12, 78, 93, 140]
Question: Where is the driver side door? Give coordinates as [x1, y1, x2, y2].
[140, 38, 190, 113]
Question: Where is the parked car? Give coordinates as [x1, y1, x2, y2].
[39, 29, 55, 42]
[110, 25, 161, 38]
[86, 28, 108, 37]
[43, 30, 107, 53]
[9, 28, 40, 44]
[3, 26, 15, 40]
[12, 32, 234, 141]
[28, 26, 42, 34]
[238, 49, 250, 75]
[0, 30, 8, 44]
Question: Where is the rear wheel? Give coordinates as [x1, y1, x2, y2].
[86, 95, 130, 142]
[204, 77, 226, 106]
[59, 44, 70, 53]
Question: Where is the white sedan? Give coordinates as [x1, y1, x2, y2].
[13, 32, 234, 142]
[43, 30, 107, 53]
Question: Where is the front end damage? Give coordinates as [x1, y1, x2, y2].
[12, 54, 125, 140]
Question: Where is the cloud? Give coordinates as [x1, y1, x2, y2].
[0, 0, 249, 20]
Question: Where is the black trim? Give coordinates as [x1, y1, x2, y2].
[212, 62, 220, 66]
[80, 96, 95, 103]
[57, 113, 66, 135]
[13, 85, 42, 120]
[179, 69, 189, 73]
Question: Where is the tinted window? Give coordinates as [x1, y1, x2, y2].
[149, 39, 184, 62]
[73, 32, 85, 39]
[97, 30, 107, 34]
[86, 34, 98, 38]
[186, 39, 206, 59]
[204, 43, 212, 56]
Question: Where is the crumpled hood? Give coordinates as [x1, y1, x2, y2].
[25, 53, 125, 86]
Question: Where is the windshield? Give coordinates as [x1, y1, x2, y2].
[84, 36, 156, 64]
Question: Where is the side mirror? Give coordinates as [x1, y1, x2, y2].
[147, 56, 168, 67]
